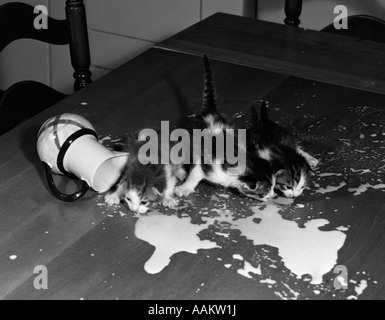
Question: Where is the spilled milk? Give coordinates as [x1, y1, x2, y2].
[232, 205, 346, 284]
[134, 199, 347, 285]
[135, 214, 219, 274]
[348, 183, 385, 196]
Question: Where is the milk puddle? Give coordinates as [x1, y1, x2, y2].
[135, 214, 219, 274]
[231, 205, 346, 285]
[134, 199, 347, 286]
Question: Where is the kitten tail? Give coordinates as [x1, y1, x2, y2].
[250, 100, 268, 127]
[202, 55, 217, 115]
[250, 101, 260, 126]
[259, 100, 269, 121]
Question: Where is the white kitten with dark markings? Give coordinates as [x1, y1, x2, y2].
[175, 55, 276, 202]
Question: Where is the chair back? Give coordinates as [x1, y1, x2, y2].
[0, 1, 92, 91]
[0, 1, 92, 135]
[322, 15, 385, 43]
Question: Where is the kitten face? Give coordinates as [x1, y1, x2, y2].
[116, 138, 168, 213]
[275, 168, 308, 198]
[238, 174, 275, 202]
[123, 186, 156, 214]
[249, 101, 317, 199]
[236, 153, 276, 202]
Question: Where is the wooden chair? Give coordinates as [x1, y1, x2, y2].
[0, 1, 92, 135]
[284, 0, 385, 43]
[284, 0, 303, 27]
[322, 15, 385, 43]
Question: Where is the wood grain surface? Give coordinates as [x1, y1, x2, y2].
[0, 44, 384, 299]
[156, 13, 385, 95]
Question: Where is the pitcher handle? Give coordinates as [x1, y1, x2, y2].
[43, 162, 89, 202]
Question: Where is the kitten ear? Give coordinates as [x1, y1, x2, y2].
[152, 187, 163, 197]
[309, 168, 317, 177]
[138, 131, 149, 141]
[242, 181, 261, 192]
[275, 169, 288, 179]
[250, 100, 268, 128]
[259, 100, 269, 121]
[250, 102, 260, 124]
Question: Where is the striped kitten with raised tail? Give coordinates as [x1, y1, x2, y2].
[175, 55, 276, 201]
[249, 101, 319, 198]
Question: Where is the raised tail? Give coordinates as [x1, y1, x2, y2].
[201, 55, 228, 129]
[259, 100, 269, 121]
[202, 55, 217, 115]
[250, 100, 268, 127]
[250, 101, 261, 125]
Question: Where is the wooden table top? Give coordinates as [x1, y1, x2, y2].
[157, 13, 385, 95]
[0, 14, 384, 300]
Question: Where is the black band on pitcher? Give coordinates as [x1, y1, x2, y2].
[57, 128, 98, 176]
[43, 162, 90, 202]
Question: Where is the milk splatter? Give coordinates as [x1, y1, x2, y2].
[318, 173, 344, 177]
[99, 136, 111, 144]
[355, 280, 368, 296]
[215, 232, 230, 238]
[260, 278, 276, 285]
[315, 182, 346, 195]
[336, 226, 350, 232]
[275, 283, 300, 300]
[230, 205, 346, 285]
[348, 183, 385, 196]
[350, 168, 372, 174]
[134, 199, 347, 286]
[135, 213, 219, 274]
[237, 261, 262, 279]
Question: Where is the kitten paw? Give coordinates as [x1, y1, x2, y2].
[175, 185, 195, 197]
[105, 193, 121, 206]
[162, 197, 179, 209]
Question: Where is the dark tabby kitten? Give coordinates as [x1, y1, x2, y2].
[175, 55, 276, 201]
[105, 135, 183, 213]
[249, 101, 319, 198]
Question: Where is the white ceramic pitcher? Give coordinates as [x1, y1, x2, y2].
[37, 113, 129, 202]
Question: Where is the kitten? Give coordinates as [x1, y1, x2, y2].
[105, 135, 183, 214]
[175, 55, 276, 201]
[249, 100, 319, 198]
